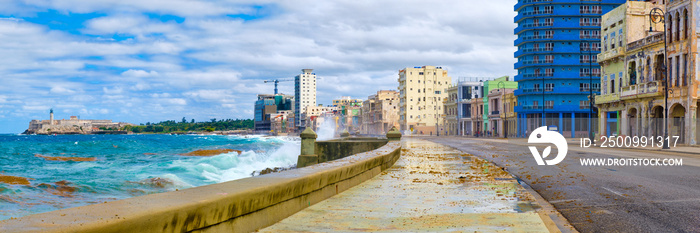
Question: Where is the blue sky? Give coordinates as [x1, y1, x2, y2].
[0, 0, 517, 133]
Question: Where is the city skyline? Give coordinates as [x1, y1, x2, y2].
[0, 0, 517, 133]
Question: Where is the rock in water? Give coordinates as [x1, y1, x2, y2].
[35, 154, 97, 162]
[180, 149, 242, 156]
[0, 175, 32, 185]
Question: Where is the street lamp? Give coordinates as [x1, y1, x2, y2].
[498, 81, 507, 138]
[649, 7, 670, 149]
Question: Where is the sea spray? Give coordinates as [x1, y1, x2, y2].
[316, 116, 338, 140]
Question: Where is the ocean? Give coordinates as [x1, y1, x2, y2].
[0, 134, 300, 220]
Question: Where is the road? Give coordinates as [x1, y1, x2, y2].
[423, 136, 700, 233]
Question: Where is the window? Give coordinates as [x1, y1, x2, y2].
[611, 74, 616, 93]
[533, 83, 541, 91]
[419, 72, 424, 75]
[580, 83, 590, 92]
[545, 83, 554, 91]
[545, 101, 554, 108]
[435, 91, 441, 94]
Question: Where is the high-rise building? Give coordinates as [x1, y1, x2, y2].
[514, 0, 625, 137]
[398, 66, 451, 135]
[254, 94, 294, 132]
[294, 69, 316, 130]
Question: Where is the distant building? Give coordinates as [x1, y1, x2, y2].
[483, 76, 517, 136]
[398, 66, 452, 135]
[26, 110, 133, 134]
[360, 90, 399, 135]
[295, 69, 317, 130]
[444, 86, 458, 136]
[453, 78, 486, 136]
[254, 94, 294, 133]
[332, 96, 363, 108]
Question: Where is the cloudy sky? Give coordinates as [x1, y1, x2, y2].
[0, 0, 517, 133]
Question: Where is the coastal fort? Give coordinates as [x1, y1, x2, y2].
[24, 109, 133, 134]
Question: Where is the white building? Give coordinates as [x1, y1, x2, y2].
[398, 66, 452, 135]
[294, 69, 317, 130]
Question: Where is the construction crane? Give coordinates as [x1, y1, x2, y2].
[263, 79, 294, 94]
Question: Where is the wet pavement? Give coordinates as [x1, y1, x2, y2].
[259, 138, 551, 232]
[423, 136, 700, 233]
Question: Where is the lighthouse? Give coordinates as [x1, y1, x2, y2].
[50, 109, 54, 125]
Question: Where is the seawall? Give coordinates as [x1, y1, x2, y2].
[0, 141, 401, 233]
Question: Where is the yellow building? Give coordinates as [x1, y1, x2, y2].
[444, 85, 458, 136]
[597, 1, 662, 137]
[398, 66, 452, 135]
[596, 0, 700, 145]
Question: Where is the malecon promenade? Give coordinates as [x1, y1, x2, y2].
[262, 137, 563, 232]
[0, 131, 575, 232]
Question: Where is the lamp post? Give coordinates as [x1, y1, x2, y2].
[650, 7, 670, 149]
[588, 40, 594, 143]
[498, 81, 507, 138]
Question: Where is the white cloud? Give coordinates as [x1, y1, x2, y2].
[0, 0, 519, 133]
[49, 86, 76, 94]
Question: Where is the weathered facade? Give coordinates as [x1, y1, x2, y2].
[597, 0, 698, 145]
[360, 90, 399, 135]
[444, 85, 459, 136]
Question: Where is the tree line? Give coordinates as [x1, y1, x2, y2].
[123, 118, 253, 133]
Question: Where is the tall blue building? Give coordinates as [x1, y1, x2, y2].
[514, 0, 625, 138]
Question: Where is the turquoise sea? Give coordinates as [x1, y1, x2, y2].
[0, 134, 299, 220]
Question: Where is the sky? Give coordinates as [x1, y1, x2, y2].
[0, 0, 517, 133]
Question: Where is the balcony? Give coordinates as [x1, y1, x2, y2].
[637, 81, 664, 98]
[514, 9, 554, 22]
[620, 85, 638, 99]
[597, 47, 624, 63]
[627, 32, 664, 51]
[594, 93, 619, 104]
[515, 0, 553, 11]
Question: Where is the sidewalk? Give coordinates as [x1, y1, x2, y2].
[259, 138, 567, 232]
[441, 136, 700, 156]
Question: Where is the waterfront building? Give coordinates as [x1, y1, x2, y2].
[444, 85, 458, 136]
[294, 69, 317, 130]
[597, 0, 698, 144]
[450, 78, 486, 136]
[332, 96, 363, 108]
[254, 94, 294, 133]
[487, 88, 517, 138]
[27, 110, 133, 134]
[483, 76, 517, 136]
[596, 1, 663, 137]
[332, 96, 363, 133]
[360, 90, 400, 135]
[398, 66, 452, 135]
[504, 92, 518, 137]
[514, 0, 625, 138]
[470, 97, 485, 136]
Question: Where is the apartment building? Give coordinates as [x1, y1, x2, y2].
[398, 66, 452, 135]
[294, 69, 316, 130]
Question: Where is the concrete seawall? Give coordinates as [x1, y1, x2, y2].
[0, 142, 401, 233]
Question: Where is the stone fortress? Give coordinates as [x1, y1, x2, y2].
[24, 109, 133, 134]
